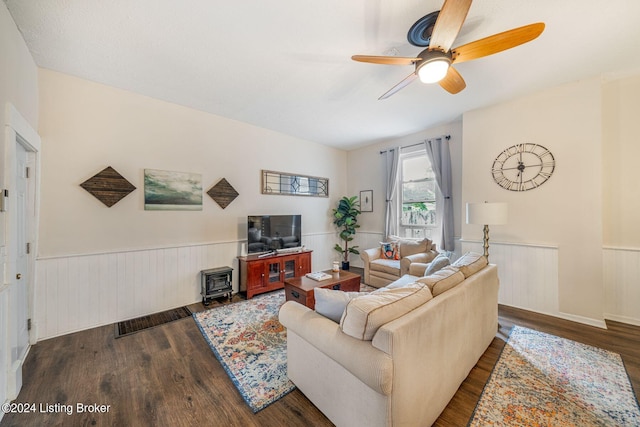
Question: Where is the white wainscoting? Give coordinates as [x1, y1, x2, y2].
[334, 234, 640, 327]
[603, 247, 640, 326]
[352, 236, 610, 327]
[461, 240, 560, 318]
[303, 232, 337, 272]
[34, 236, 640, 341]
[34, 233, 336, 340]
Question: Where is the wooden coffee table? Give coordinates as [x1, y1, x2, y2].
[284, 270, 361, 310]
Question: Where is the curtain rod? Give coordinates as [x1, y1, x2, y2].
[379, 135, 450, 154]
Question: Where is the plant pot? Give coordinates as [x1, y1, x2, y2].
[341, 261, 350, 271]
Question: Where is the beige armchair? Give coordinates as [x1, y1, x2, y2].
[360, 237, 438, 288]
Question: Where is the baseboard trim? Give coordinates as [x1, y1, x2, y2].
[557, 311, 607, 329]
[604, 313, 640, 327]
[500, 303, 607, 329]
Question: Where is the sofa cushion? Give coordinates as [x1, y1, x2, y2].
[452, 252, 488, 278]
[380, 241, 400, 260]
[314, 288, 365, 323]
[423, 253, 451, 276]
[340, 283, 433, 340]
[370, 258, 401, 275]
[397, 238, 432, 258]
[416, 266, 465, 296]
[383, 274, 421, 289]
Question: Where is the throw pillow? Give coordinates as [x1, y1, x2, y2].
[383, 274, 424, 290]
[416, 266, 465, 296]
[380, 241, 400, 260]
[424, 253, 451, 276]
[340, 283, 433, 340]
[451, 252, 488, 278]
[314, 288, 364, 323]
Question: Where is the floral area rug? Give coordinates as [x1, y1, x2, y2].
[193, 290, 293, 413]
[469, 325, 640, 426]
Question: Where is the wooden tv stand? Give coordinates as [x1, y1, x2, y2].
[238, 250, 312, 299]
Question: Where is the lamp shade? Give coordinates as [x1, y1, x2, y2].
[466, 202, 508, 225]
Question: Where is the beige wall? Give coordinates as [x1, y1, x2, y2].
[37, 69, 347, 257]
[603, 73, 640, 247]
[462, 77, 604, 321]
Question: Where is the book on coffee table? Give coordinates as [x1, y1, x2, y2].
[305, 272, 332, 281]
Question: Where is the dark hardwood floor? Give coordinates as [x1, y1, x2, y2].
[2, 292, 639, 427]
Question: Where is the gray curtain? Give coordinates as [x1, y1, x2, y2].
[424, 136, 454, 251]
[384, 147, 400, 239]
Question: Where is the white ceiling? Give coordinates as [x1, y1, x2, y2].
[5, 0, 640, 150]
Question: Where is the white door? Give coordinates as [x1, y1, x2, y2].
[2, 105, 40, 404]
[10, 141, 29, 373]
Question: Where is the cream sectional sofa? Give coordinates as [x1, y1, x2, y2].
[279, 253, 499, 427]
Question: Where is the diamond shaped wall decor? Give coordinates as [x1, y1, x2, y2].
[80, 166, 136, 207]
[207, 178, 239, 209]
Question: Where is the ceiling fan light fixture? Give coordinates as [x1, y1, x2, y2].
[417, 57, 451, 83]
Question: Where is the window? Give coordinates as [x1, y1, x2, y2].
[398, 150, 437, 239]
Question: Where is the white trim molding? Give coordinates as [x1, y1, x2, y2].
[603, 246, 640, 326]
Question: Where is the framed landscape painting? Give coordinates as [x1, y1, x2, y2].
[144, 169, 203, 211]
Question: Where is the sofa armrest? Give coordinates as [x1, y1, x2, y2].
[279, 301, 393, 395]
[361, 247, 382, 263]
[400, 252, 435, 275]
[361, 247, 383, 285]
[404, 253, 430, 264]
[408, 262, 429, 276]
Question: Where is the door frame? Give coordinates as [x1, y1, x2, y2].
[2, 103, 41, 400]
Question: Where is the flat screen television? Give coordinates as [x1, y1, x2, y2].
[247, 214, 302, 254]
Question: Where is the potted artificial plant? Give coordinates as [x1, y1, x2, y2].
[332, 195, 361, 270]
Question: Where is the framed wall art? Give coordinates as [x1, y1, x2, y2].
[360, 190, 373, 212]
[261, 170, 329, 197]
[80, 166, 136, 207]
[207, 178, 239, 209]
[144, 169, 202, 211]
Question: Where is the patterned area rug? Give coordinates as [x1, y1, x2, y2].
[469, 326, 640, 426]
[193, 290, 293, 413]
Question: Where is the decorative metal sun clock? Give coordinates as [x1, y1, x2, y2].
[491, 143, 555, 191]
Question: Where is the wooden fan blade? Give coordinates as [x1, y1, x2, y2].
[429, 0, 472, 52]
[439, 66, 466, 94]
[379, 73, 418, 100]
[351, 55, 421, 65]
[452, 23, 545, 64]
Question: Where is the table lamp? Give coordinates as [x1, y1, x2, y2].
[466, 202, 508, 261]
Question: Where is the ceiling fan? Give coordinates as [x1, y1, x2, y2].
[352, 0, 544, 99]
